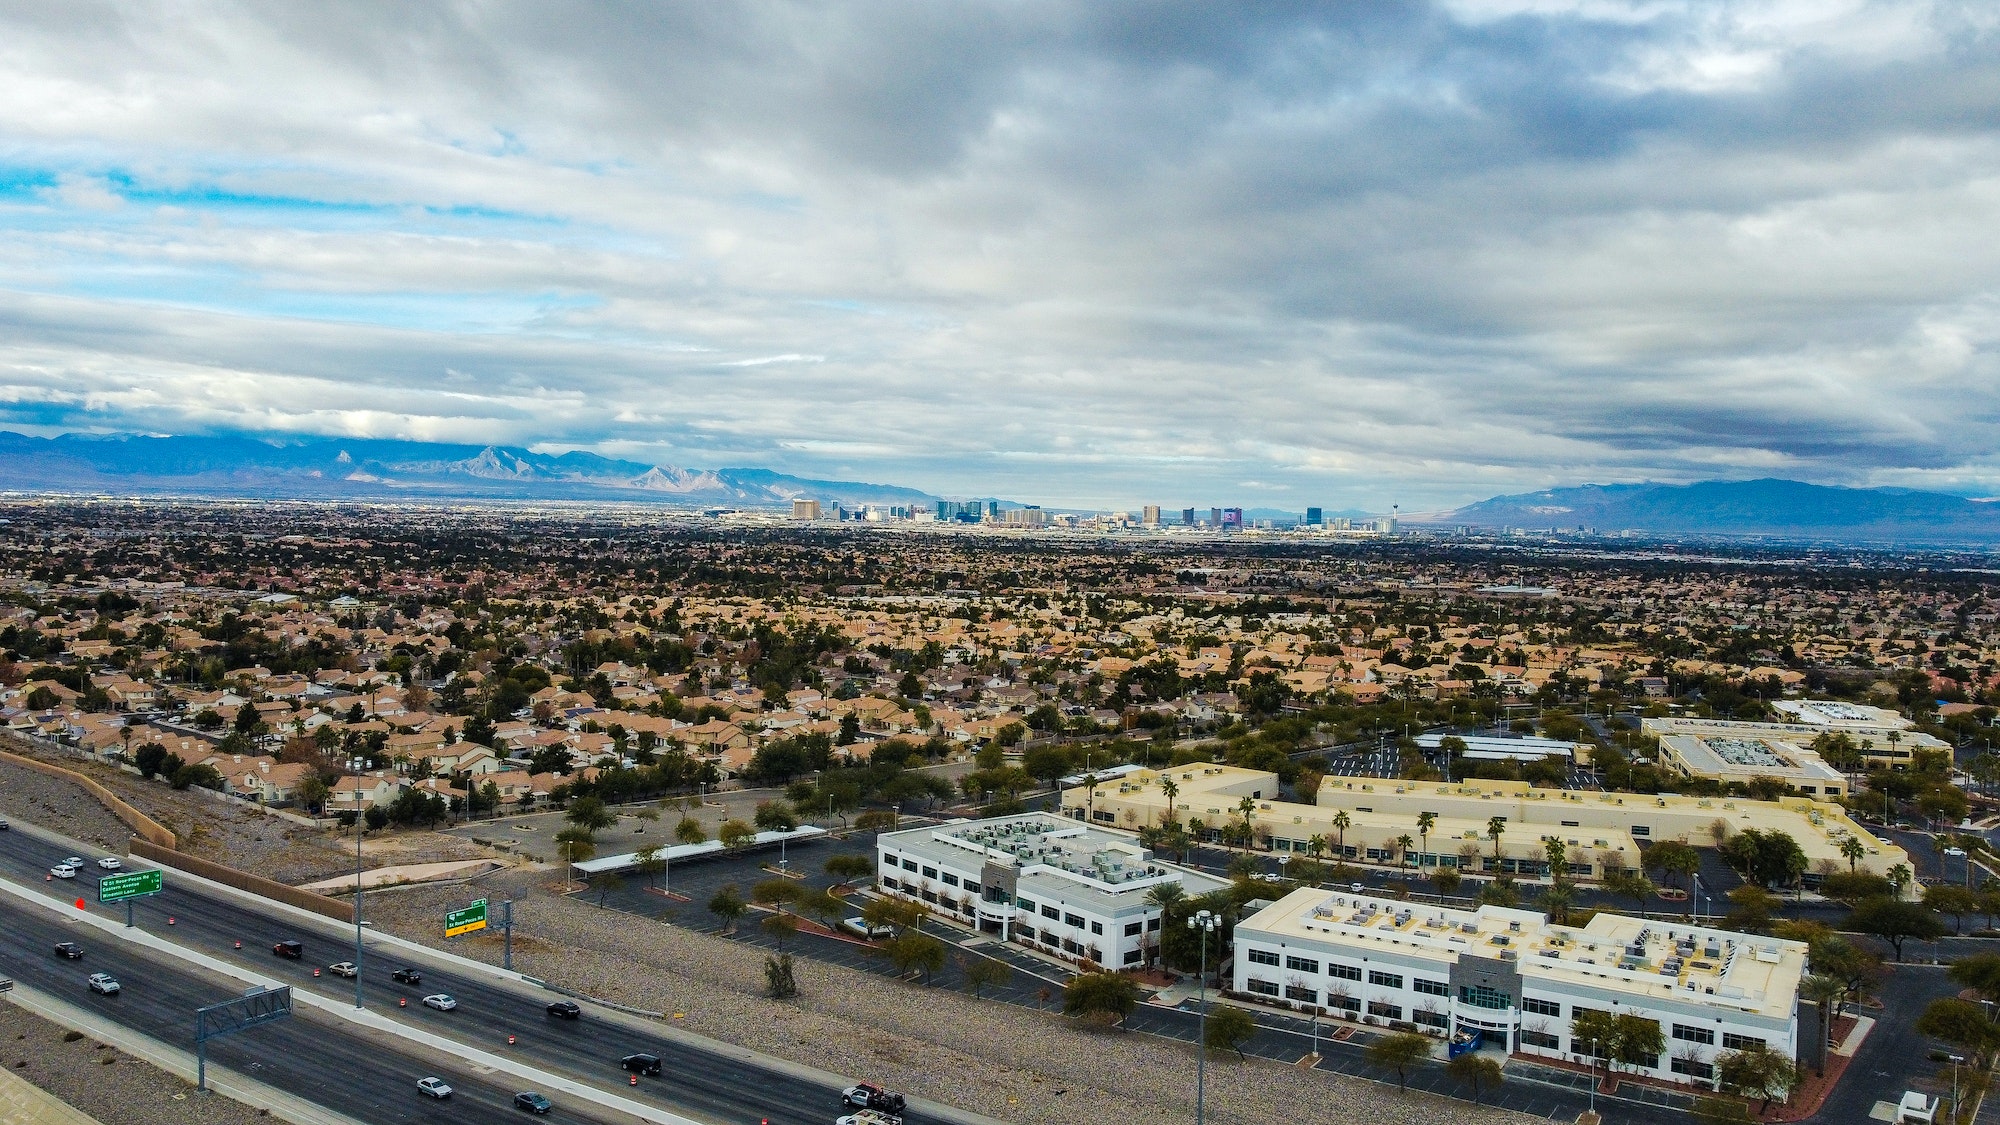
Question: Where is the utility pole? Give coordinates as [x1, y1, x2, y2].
[350, 756, 366, 1010]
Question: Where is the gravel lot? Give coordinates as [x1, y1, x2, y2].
[0, 998, 275, 1125]
[0, 756, 133, 855]
[366, 870, 1528, 1125]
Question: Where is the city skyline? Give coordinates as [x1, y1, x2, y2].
[2, 4, 1999, 511]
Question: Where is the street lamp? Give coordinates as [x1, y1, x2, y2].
[1188, 909, 1220, 1125]
[348, 756, 366, 1010]
[1583, 1035, 1598, 1117]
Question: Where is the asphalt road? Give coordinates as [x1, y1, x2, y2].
[0, 892, 615, 1125]
[0, 818, 942, 1125]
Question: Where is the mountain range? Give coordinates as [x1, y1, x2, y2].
[0, 432, 938, 509]
[1437, 479, 2000, 544]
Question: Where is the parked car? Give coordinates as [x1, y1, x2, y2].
[843, 1083, 906, 1114]
[415, 1077, 453, 1100]
[49, 864, 76, 880]
[619, 1053, 662, 1076]
[96, 857, 121, 870]
[422, 994, 457, 1011]
[87, 974, 120, 995]
[391, 967, 423, 985]
[546, 1000, 581, 1019]
[328, 962, 358, 979]
[273, 940, 303, 958]
[513, 1091, 553, 1114]
[53, 942, 84, 959]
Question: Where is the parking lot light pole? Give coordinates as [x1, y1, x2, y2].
[1189, 908, 1219, 1125]
[350, 756, 365, 1010]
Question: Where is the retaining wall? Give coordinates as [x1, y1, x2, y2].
[0, 746, 177, 848]
[129, 838, 354, 924]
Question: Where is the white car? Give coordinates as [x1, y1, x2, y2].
[421, 994, 457, 1011]
[327, 962, 358, 979]
[416, 1076, 453, 1099]
[63, 857, 83, 869]
[97, 857, 122, 870]
[87, 973, 120, 995]
[49, 865, 76, 880]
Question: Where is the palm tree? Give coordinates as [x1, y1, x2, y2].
[1396, 834, 1415, 877]
[1236, 796, 1257, 848]
[1083, 773, 1101, 823]
[1332, 810, 1350, 858]
[1539, 883, 1575, 924]
[1486, 816, 1506, 871]
[1160, 775, 1179, 825]
[1306, 834, 1327, 862]
[1839, 836, 1865, 873]
[1416, 812, 1437, 874]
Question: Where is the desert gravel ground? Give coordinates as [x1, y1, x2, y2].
[0, 999, 276, 1125]
[367, 869, 1529, 1125]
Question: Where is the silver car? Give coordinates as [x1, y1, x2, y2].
[87, 974, 120, 995]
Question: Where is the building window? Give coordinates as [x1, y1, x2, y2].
[1123, 949, 1142, 965]
[1520, 1029, 1561, 1050]
[1146, 918, 1160, 932]
[1631, 826, 1650, 837]
[1413, 1010, 1449, 1029]
[881, 852, 897, 867]
[1090, 921, 1103, 935]
[1124, 922, 1141, 936]
[1041, 905, 1060, 919]
[1064, 913, 1085, 928]
[1248, 979, 1280, 997]
[1672, 1024, 1715, 1045]
[902, 858, 918, 871]
[1722, 1033, 1765, 1052]
[921, 866, 937, 879]
[1285, 955, 1319, 973]
[942, 873, 960, 887]
[1329, 993, 1361, 1012]
[1523, 997, 1562, 1018]
[965, 882, 982, 895]
[1328, 962, 1361, 981]
[1367, 1000, 1402, 1020]
[1248, 948, 1281, 967]
[1285, 984, 1318, 1003]
[1368, 971, 1403, 989]
[1671, 1057, 1715, 1080]
[921, 890, 938, 903]
[1458, 985, 1511, 1010]
[1017, 896, 1035, 911]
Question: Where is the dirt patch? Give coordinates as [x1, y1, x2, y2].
[0, 1000, 276, 1125]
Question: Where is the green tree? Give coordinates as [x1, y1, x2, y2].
[1915, 998, 2000, 1065]
[565, 795, 617, 834]
[592, 870, 625, 906]
[718, 818, 757, 850]
[633, 844, 666, 890]
[761, 911, 799, 952]
[754, 799, 799, 831]
[1205, 1005, 1256, 1059]
[1433, 867, 1462, 896]
[824, 853, 873, 887]
[1924, 884, 1979, 934]
[961, 956, 1011, 998]
[1416, 811, 1437, 872]
[751, 877, 803, 914]
[709, 884, 746, 933]
[675, 816, 708, 846]
[1572, 1009, 1665, 1075]
[553, 825, 597, 890]
[1366, 1031, 1431, 1092]
[1445, 1051, 1504, 1105]
[1717, 1043, 1800, 1113]
[1486, 815, 1506, 865]
[1845, 896, 1946, 960]
[885, 931, 947, 984]
[1062, 972, 1139, 1025]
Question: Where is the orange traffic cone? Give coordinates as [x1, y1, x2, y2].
[399, 998, 406, 1007]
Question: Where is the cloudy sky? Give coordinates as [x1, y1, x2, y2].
[2, 1, 1998, 511]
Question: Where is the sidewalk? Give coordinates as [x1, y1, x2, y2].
[0, 1063, 105, 1125]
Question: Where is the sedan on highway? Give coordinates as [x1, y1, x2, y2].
[86, 973, 120, 996]
[513, 1091, 552, 1115]
[327, 962, 358, 979]
[545, 1000, 581, 1019]
[421, 994, 457, 1011]
[415, 1077, 453, 1100]
[391, 967, 423, 985]
[53, 942, 84, 960]
[96, 857, 121, 870]
[62, 856, 83, 869]
[49, 864, 76, 880]
[619, 1053, 662, 1076]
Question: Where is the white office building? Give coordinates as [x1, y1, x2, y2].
[1231, 887, 1808, 1088]
[876, 813, 1228, 969]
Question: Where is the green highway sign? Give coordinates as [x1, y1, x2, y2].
[98, 868, 163, 904]
[444, 898, 488, 938]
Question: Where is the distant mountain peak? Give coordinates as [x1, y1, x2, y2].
[1440, 478, 2000, 543]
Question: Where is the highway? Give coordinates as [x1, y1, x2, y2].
[0, 818, 947, 1125]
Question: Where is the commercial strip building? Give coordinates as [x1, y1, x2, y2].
[1063, 764, 1911, 886]
[1641, 702, 1947, 771]
[1231, 887, 1808, 1087]
[1652, 732, 1850, 798]
[875, 813, 1229, 969]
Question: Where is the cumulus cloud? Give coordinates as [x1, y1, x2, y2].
[0, 0, 1996, 509]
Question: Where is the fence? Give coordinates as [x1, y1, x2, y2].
[129, 838, 354, 924]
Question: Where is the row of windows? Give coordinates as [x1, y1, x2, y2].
[1672, 1024, 1715, 1045]
[882, 854, 987, 896]
[1368, 970, 1402, 989]
[1413, 978, 1449, 997]
[1722, 1033, 1766, 1052]
[1523, 997, 1562, 1018]
[1249, 948, 1280, 967]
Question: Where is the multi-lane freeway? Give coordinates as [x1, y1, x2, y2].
[0, 817, 962, 1125]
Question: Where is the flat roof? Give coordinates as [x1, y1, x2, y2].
[1415, 733, 1576, 761]
[1657, 733, 1846, 784]
[1241, 886, 1805, 1022]
[881, 813, 1228, 915]
[573, 825, 826, 874]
